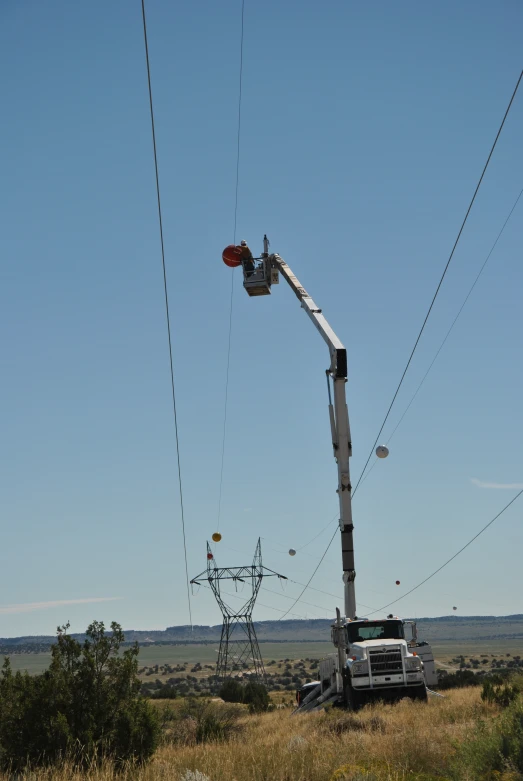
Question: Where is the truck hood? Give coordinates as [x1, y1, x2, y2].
[351, 639, 406, 655]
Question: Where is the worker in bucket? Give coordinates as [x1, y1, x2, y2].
[239, 240, 255, 276]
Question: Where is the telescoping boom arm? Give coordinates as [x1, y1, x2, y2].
[272, 254, 355, 618]
[243, 236, 356, 618]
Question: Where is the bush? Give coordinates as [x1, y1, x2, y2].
[437, 669, 480, 690]
[180, 701, 242, 744]
[0, 621, 159, 771]
[481, 678, 520, 708]
[149, 684, 179, 699]
[452, 697, 523, 778]
[218, 678, 245, 703]
[243, 682, 270, 713]
[217, 679, 270, 712]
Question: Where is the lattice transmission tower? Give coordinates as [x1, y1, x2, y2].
[191, 538, 286, 683]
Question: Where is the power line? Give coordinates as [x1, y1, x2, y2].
[353, 68, 523, 496]
[386, 187, 523, 442]
[275, 69, 522, 620]
[198, 582, 313, 620]
[264, 582, 377, 614]
[233, 0, 245, 243]
[357, 186, 523, 491]
[140, 0, 192, 628]
[216, 275, 235, 530]
[216, 0, 245, 530]
[211, 181, 520, 619]
[288, 579, 377, 613]
[273, 450, 377, 620]
[219, 540, 377, 611]
[262, 584, 334, 616]
[277, 527, 338, 620]
[296, 515, 338, 551]
[365, 489, 523, 617]
[276, 492, 523, 620]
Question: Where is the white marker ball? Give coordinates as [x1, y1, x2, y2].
[376, 446, 389, 459]
[288, 549, 296, 556]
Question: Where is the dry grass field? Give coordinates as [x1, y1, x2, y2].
[1, 687, 519, 781]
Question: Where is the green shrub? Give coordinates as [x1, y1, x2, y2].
[217, 679, 270, 712]
[149, 684, 179, 699]
[180, 700, 242, 744]
[243, 682, 270, 713]
[218, 678, 244, 703]
[437, 669, 480, 690]
[452, 697, 523, 778]
[0, 621, 159, 771]
[481, 678, 520, 708]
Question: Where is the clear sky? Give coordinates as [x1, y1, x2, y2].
[0, 0, 522, 638]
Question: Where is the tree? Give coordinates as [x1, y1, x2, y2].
[243, 682, 270, 713]
[218, 678, 244, 703]
[0, 621, 159, 771]
[217, 679, 270, 712]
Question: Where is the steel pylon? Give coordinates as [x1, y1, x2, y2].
[191, 538, 286, 683]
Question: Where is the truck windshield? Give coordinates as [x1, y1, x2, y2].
[347, 620, 404, 643]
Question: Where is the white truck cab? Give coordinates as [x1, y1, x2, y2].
[299, 615, 436, 712]
[341, 618, 427, 707]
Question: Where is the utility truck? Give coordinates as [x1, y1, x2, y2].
[224, 236, 437, 710]
[298, 612, 437, 712]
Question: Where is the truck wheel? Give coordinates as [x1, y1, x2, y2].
[412, 684, 428, 702]
[345, 683, 363, 712]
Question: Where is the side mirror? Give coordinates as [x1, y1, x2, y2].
[403, 620, 418, 646]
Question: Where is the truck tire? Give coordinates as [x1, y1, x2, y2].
[345, 683, 364, 712]
[410, 684, 428, 702]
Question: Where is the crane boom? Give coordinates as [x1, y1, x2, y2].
[270, 253, 356, 618]
[233, 237, 438, 709]
[233, 234, 356, 617]
[274, 257, 348, 379]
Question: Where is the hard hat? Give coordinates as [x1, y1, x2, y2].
[240, 240, 247, 246]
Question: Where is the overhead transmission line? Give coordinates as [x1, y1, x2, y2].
[262, 583, 376, 615]
[277, 527, 338, 620]
[197, 582, 315, 620]
[219, 541, 377, 611]
[357, 186, 523, 490]
[216, 0, 246, 531]
[140, 0, 192, 628]
[353, 68, 523, 496]
[366, 488, 523, 616]
[275, 454, 384, 621]
[276, 68, 523, 621]
[273, 184, 521, 553]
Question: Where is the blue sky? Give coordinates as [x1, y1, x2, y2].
[1, 0, 522, 638]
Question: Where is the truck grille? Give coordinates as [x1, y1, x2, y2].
[369, 649, 403, 675]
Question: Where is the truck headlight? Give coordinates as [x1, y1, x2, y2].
[405, 657, 421, 671]
[351, 661, 368, 675]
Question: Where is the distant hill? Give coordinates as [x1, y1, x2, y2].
[2, 614, 523, 653]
